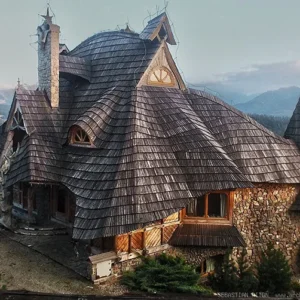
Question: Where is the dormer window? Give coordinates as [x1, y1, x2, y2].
[11, 109, 27, 152]
[12, 109, 25, 131]
[69, 126, 91, 146]
[148, 67, 175, 87]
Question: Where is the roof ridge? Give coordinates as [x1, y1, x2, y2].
[69, 30, 140, 55]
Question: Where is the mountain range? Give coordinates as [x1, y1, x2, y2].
[235, 86, 300, 116]
[192, 84, 300, 117]
[0, 85, 299, 119]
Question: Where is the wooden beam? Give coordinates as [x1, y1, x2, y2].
[128, 233, 132, 254]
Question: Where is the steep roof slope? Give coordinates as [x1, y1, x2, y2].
[285, 97, 300, 147]
[2, 28, 300, 239]
[189, 89, 300, 183]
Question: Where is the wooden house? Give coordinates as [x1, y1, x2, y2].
[1, 10, 300, 282]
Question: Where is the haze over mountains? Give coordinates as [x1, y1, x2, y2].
[0, 84, 299, 120]
[192, 84, 300, 117]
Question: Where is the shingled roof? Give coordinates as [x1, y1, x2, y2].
[2, 16, 300, 240]
[169, 224, 246, 247]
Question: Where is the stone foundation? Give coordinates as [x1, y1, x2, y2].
[234, 183, 300, 271]
[167, 246, 227, 266]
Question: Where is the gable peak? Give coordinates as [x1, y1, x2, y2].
[140, 12, 176, 45]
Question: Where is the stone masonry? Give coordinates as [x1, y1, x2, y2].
[234, 183, 300, 271]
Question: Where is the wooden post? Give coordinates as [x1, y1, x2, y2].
[205, 194, 208, 217]
[160, 219, 164, 245]
[128, 233, 132, 253]
[27, 185, 33, 219]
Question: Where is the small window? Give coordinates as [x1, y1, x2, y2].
[186, 193, 229, 218]
[197, 255, 224, 275]
[12, 110, 25, 130]
[11, 109, 26, 151]
[69, 126, 91, 146]
[148, 67, 174, 86]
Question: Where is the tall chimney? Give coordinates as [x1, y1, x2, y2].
[37, 8, 60, 108]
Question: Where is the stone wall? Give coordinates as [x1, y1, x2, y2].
[167, 247, 227, 266]
[234, 183, 300, 271]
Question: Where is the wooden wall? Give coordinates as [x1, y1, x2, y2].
[115, 212, 180, 253]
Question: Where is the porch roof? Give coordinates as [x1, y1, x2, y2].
[169, 223, 246, 248]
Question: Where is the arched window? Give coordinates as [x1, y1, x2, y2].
[69, 126, 91, 146]
[148, 67, 175, 86]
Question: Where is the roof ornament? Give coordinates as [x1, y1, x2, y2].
[41, 7, 53, 25]
[17, 78, 21, 89]
[124, 23, 134, 34]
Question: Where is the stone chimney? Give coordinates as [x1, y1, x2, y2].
[37, 8, 60, 108]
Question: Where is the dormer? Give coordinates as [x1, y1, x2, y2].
[138, 14, 186, 90]
[140, 13, 176, 45]
[137, 40, 186, 90]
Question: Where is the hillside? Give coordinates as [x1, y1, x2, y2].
[234, 86, 300, 116]
[248, 114, 290, 136]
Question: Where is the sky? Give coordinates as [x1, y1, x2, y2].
[1, 0, 300, 94]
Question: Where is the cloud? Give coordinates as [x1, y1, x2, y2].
[193, 60, 300, 94]
[0, 83, 15, 89]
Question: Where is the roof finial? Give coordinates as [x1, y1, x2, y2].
[124, 23, 134, 33]
[41, 6, 53, 24]
[17, 78, 21, 89]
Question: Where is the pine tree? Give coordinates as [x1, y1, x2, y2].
[237, 248, 258, 293]
[257, 243, 292, 295]
[208, 249, 239, 292]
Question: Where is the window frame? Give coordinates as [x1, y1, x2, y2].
[69, 125, 92, 147]
[183, 191, 233, 225]
[147, 66, 176, 87]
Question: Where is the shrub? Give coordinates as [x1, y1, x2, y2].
[208, 249, 240, 292]
[257, 243, 292, 295]
[208, 248, 258, 293]
[121, 253, 212, 295]
[291, 280, 300, 292]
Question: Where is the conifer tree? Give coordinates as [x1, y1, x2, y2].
[208, 249, 239, 292]
[237, 248, 258, 292]
[257, 243, 292, 295]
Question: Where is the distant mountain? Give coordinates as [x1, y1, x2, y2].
[0, 88, 14, 119]
[234, 86, 300, 117]
[0, 84, 36, 119]
[190, 83, 254, 105]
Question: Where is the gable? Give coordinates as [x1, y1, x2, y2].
[137, 41, 186, 90]
[140, 13, 176, 45]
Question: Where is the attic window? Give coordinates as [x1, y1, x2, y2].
[148, 67, 175, 87]
[158, 24, 167, 41]
[12, 110, 25, 131]
[11, 109, 26, 151]
[69, 126, 91, 146]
